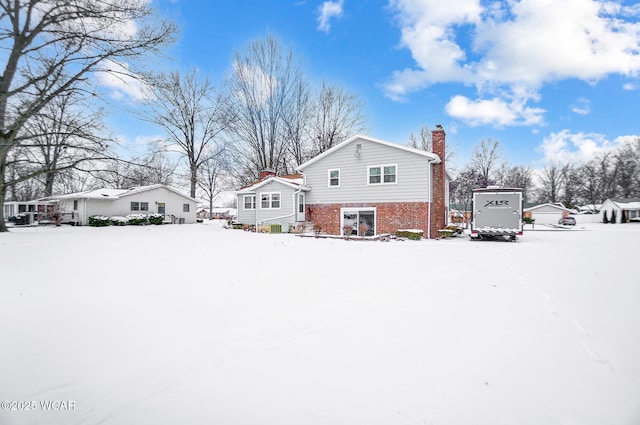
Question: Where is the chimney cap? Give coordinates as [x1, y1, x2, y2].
[435, 124, 443, 130]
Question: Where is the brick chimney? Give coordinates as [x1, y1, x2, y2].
[430, 125, 447, 238]
[259, 169, 277, 179]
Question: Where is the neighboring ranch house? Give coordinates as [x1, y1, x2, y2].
[523, 203, 573, 224]
[236, 173, 310, 232]
[600, 198, 640, 223]
[46, 184, 198, 225]
[236, 126, 450, 238]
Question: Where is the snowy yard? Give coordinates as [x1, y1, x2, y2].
[1, 221, 639, 425]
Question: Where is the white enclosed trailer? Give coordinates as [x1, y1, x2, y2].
[470, 187, 523, 241]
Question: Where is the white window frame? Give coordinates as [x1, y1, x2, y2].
[367, 163, 397, 185]
[131, 201, 140, 211]
[141, 202, 149, 212]
[183, 203, 190, 213]
[243, 195, 256, 210]
[260, 192, 281, 210]
[328, 168, 340, 187]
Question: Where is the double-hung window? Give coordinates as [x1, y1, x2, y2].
[328, 169, 340, 187]
[131, 201, 140, 211]
[260, 192, 281, 209]
[368, 164, 397, 185]
[243, 195, 256, 210]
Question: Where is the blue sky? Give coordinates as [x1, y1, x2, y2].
[103, 0, 640, 172]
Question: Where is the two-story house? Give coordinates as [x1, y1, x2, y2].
[235, 126, 450, 238]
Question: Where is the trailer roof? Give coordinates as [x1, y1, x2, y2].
[473, 187, 522, 193]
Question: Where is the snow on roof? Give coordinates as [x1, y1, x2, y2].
[610, 198, 640, 210]
[524, 203, 573, 213]
[47, 185, 197, 202]
[236, 175, 310, 193]
[296, 134, 440, 171]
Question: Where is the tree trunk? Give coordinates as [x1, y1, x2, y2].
[44, 172, 55, 198]
[0, 153, 8, 232]
[190, 162, 197, 198]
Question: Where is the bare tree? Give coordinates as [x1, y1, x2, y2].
[469, 138, 503, 187]
[281, 79, 312, 169]
[197, 146, 228, 219]
[310, 81, 366, 155]
[19, 93, 108, 197]
[539, 163, 564, 204]
[95, 146, 178, 189]
[143, 69, 230, 197]
[226, 34, 307, 181]
[560, 164, 582, 208]
[407, 125, 456, 163]
[450, 165, 483, 227]
[0, 0, 176, 231]
[497, 165, 534, 203]
[614, 140, 639, 198]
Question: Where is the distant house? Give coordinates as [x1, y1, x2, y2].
[235, 126, 450, 238]
[44, 184, 198, 225]
[600, 198, 640, 223]
[524, 203, 573, 224]
[197, 207, 237, 220]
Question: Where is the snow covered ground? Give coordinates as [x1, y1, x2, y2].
[1, 221, 639, 425]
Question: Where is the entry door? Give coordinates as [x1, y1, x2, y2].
[296, 193, 305, 222]
[158, 202, 166, 214]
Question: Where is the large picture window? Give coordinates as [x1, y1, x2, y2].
[260, 192, 281, 209]
[368, 164, 397, 185]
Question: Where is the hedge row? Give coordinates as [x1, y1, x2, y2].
[88, 213, 164, 227]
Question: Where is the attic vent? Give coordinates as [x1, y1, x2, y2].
[101, 194, 109, 197]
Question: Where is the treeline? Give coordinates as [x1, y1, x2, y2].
[450, 138, 640, 211]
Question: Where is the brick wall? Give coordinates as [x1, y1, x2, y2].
[430, 126, 447, 237]
[307, 202, 430, 236]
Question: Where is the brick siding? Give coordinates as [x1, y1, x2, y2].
[307, 202, 430, 236]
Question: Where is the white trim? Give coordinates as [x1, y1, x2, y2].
[340, 207, 376, 236]
[328, 168, 341, 188]
[259, 192, 281, 210]
[367, 163, 398, 185]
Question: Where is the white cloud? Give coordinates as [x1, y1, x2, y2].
[623, 82, 637, 90]
[537, 129, 626, 164]
[95, 60, 154, 102]
[445, 94, 545, 127]
[317, 0, 344, 33]
[385, 0, 640, 126]
[570, 97, 591, 115]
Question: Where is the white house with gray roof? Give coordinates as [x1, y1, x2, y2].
[45, 184, 198, 225]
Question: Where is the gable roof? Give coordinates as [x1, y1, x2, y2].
[46, 184, 198, 202]
[524, 203, 573, 213]
[296, 134, 440, 171]
[605, 198, 640, 210]
[236, 175, 310, 194]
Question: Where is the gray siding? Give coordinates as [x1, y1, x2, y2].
[301, 138, 433, 204]
[255, 180, 298, 225]
[237, 194, 257, 225]
[237, 180, 300, 226]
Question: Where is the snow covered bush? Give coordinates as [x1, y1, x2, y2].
[148, 214, 163, 225]
[126, 214, 149, 225]
[396, 229, 423, 240]
[110, 216, 128, 226]
[88, 216, 111, 227]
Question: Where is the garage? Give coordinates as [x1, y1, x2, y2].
[524, 203, 572, 225]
